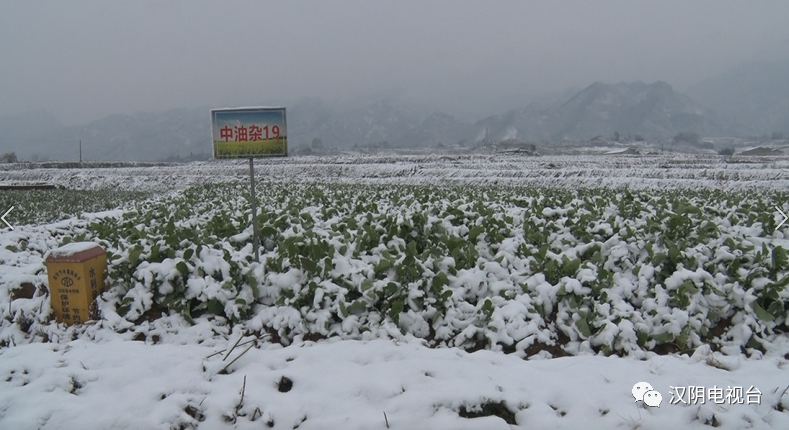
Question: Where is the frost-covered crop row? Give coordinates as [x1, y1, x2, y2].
[5, 181, 789, 357]
[0, 189, 150, 226]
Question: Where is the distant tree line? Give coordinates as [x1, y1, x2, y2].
[673, 132, 700, 145]
[0, 152, 18, 163]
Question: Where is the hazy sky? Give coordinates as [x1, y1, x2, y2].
[2, 1, 789, 125]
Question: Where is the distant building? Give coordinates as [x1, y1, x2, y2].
[739, 146, 783, 156]
[605, 147, 640, 155]
[493, 139, 539, 156]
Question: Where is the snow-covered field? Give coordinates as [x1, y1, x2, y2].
[2, 154, 789, 429]
[1, 153, 788, 191]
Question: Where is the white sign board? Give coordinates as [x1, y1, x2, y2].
[211, 107, 287, 158]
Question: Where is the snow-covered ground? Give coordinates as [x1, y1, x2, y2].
[2, 154, 789, 429]
[1, 153, 788, 192]
[2, 336, 789, 430]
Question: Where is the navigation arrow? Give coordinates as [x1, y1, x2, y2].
[777, 206, 788, 231]
[1, 206, 12, 230]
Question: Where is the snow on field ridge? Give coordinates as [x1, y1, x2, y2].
[0, 153, 788, 192]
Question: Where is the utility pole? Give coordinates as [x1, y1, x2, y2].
[79, 140, 82, 164]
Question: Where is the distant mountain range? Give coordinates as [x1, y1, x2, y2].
[1, 60, 787, 161]
[475, 81, 745, 143]
[0, 108, 211, 162]
[689, 59, 789, 137]
[288, 97, 428, 149]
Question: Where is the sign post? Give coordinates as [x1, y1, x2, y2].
[211, 107, 287, 262]
[249, 157, 260, 261]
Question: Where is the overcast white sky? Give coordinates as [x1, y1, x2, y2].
[2, 1, 789, 125]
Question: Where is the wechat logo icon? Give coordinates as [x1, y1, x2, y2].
[632, 382, 662, 407]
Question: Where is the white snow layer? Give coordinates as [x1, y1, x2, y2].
[45, 241, 102, 258]
[1, 337, 788, 430]
[1, 153, 788, 192]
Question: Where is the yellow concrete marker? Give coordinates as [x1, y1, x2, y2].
[45, 242, 107, 325]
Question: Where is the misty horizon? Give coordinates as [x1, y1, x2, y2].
[3, 1, 789, 126]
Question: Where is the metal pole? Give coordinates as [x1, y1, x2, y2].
[249, 157, 260, 262]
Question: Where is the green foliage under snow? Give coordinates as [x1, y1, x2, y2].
[17, 182, 789, 356]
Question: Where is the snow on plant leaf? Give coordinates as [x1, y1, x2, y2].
[3, 179, 787, 358]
